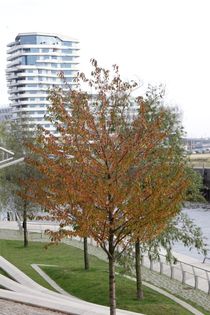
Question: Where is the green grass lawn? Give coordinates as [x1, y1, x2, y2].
[0, 239, 208, 315]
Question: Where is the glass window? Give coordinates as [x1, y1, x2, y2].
[61, 49, 71, 53]
[63, 70, 72, 75]
[20, 56, 27, 65]
[62, 56, 72, 61]
[18, 35, 36, 44]
[23, 48, 30, 52]
[63, 41, 72, 47]
[42, 48, 49, 53]
[61, 63, 71, 68]
[31, 48, 39, 53]
[67, 78, 73, 82]
[26, 55, 37, 65]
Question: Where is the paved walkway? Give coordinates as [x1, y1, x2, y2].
[123, 274, 204, 315]
[141, 268, 210, 313]
[0, 299, 65, 315]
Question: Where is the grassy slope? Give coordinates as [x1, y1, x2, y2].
[0, 239, 206, 315]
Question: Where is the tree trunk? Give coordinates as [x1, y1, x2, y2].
[108, 229, 116, 315]
[23, 202, 28, 247]
[135, 240, 144, 300]
[83, 237, 89, 270]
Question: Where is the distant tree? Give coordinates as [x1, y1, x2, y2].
[22, 60, 189, 315]
[0, 121, 38, 247]
[185, 167, 206, 203]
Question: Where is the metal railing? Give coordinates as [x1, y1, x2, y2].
[141, 252, 210, 294]
[68, 236, 210, 294]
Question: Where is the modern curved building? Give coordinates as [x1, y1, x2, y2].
[6, 32, 79, 132]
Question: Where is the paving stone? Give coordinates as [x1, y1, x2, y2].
[141, 266, 210, 311]
[0, 299, 66, 315]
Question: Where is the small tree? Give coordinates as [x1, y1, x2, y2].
[185, 167, 206, 203]
[118, 212, 207, 299]
[23, 60, 189, 315]
[0, 121, 38, 247]
[129, 86, 187, 300]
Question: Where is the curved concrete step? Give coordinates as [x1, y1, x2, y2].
[0, 256, 143, 315]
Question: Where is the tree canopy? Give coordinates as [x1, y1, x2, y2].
[22, 60, 190, 315]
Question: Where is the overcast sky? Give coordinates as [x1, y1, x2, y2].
[1, 0, 210, 137]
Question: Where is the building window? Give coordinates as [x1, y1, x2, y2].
[63, 41, 72, 47]
[62, 56, 72, 61]
[26, 55, 37, 65]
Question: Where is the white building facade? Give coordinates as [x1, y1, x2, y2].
[6, 32, 79, 132]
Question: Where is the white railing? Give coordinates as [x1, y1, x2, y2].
[140, 252, 210, 294]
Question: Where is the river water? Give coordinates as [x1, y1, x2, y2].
[173, 206, 210, 261]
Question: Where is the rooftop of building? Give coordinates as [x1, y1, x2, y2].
[7, 32, 79, 47]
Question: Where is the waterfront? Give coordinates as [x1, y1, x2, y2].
[173, 206, 210, 261]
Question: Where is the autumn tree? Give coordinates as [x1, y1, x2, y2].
[23, 60, 189, 315]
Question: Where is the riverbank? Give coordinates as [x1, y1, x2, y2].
[184, 202, 210, 210]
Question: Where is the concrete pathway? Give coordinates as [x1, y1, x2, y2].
[141, 264, 210, 313]
[124, 274, 204, 315]
[0, 299, 65, 315]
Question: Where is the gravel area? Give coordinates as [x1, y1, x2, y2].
[0, 299, 67, 315]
